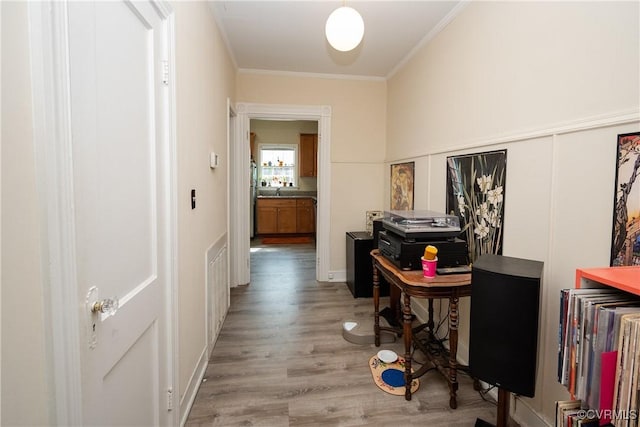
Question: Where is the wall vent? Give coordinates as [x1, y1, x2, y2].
[206, 236, 229, 353]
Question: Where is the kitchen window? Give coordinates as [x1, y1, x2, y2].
[259, 144, 297, 187]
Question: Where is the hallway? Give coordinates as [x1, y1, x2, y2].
[185, 242, 498, 426]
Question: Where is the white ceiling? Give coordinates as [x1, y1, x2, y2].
[209, 1, 466, 79]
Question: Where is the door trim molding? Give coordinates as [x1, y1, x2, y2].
[163, 6, 179, 426]
[28, 1, 178, 424]
[29, 2, 83, 423]
[233, 103, 332, 283]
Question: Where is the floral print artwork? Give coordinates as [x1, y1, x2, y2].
[446, 150, 507, 263]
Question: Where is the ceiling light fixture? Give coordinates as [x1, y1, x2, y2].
[325, 4, 364, 52]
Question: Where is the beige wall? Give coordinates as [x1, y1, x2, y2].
[386, 1, 639, 426]
[173, 0, 236, 404]
[388, 1, 639, 161]
[237, 73, 387, 270]
[1, 2, 52, 425]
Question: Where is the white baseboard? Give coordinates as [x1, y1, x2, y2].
[179, 345, 208, 426]
[512, 396, 551, 427]
[328, 269, 346, 282]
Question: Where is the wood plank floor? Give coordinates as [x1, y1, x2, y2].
[185, 242, 502, 426]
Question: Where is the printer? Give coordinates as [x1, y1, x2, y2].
[378, 210, 470, 272]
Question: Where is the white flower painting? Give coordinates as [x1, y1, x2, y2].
[446, 150, 507, 263]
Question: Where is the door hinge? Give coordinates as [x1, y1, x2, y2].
[162, 60, 169, 86]
[167, 387, 173, 411]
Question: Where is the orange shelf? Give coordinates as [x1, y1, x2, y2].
[575, 266, 640, 296]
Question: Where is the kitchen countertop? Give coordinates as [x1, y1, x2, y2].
[257, 195, 316, 201]
[257, 189, 317, 199]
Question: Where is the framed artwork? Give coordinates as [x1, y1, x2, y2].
[446, 150, 507, 263]
[610, 132, 640, 266]
[390, 162, 415, 210]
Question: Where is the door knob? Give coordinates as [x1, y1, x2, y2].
[91, 297, 119, 316]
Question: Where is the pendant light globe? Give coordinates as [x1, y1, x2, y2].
[325, 6, 364, 52]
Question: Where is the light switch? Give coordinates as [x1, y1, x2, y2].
[210, 152, 219, 168]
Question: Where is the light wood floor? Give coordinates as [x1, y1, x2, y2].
[185, 242, 501, 426]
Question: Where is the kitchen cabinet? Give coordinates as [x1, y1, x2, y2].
[256, 204, 278, 234]
[299, 134, 317, 177]
[256, 197, 315, 234]
[296, 198, 315, 233]
[256, 198, 296, 234]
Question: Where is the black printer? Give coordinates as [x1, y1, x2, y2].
[378, 210, 470, 272]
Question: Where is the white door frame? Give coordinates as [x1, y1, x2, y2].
[28, 2, 178, 424]
[226, 98, 236, 296]
[231, 103, 332, 285]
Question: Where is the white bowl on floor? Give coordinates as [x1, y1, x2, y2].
[377, 349, 398, 364]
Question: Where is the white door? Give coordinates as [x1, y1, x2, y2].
[67, 1, 173, 425]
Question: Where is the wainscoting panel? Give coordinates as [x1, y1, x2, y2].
[206, 235, 229, 354]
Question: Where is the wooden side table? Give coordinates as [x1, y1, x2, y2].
[371, 249, 472, 408]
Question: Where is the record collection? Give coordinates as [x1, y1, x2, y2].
[558, 288, 640, 427]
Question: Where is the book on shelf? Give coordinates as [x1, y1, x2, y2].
[600, 350, 618, 426]
[559, 289, 630, 392]
[612, 313, 640, 427]
[586, 300, 640, 409]
[556, 399, 582, 427]
[555, 399, 601, 427]
[558, 287, 640, 423]
[630, 319, 640, 427]
[579, 295, 631, 402]
[560, 289, 608, 387]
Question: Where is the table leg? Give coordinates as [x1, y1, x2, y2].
[427, 298, 434, 335]
[390, 283, 401, 324]
[373, 263, 380, 347]
[403, 292, 413, 401]
[448, 296, 460, 409]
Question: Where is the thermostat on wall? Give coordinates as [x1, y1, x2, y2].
[210, 152, 219, 169]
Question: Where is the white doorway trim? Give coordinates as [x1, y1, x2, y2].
[232, 103, 332, 284]
[229, 100, 244, 287]
[28, 1, 178, 424]
[226, 98, 236, 293]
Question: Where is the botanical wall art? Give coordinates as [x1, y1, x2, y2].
[390, 162, 415, 210]
[446, 150, 507, 263]
[611, 132, 640, 266]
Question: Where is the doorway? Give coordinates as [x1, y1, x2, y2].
[250, 119, 318, 248]
[230, 103, 332, 286]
